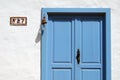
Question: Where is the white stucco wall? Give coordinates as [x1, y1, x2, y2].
[0, 0, 119, 80]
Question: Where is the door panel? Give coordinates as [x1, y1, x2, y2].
[82, 69, 101, 80]
[82, 17, 101, 63]
[53, 18, 72, 63]
[53, 69, 72, 80]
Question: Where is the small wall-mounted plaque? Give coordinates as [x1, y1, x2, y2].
[10, 17, 27, 26]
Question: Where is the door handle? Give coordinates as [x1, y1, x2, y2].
[76, 49, 80, 64]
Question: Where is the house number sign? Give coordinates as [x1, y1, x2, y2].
[10, 17, 27, 26]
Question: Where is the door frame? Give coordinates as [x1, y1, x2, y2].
[41, 8, 111, 80]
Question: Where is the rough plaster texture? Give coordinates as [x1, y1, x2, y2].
[0, 0, 119, 80]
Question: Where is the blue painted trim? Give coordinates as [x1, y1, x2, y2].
[41, 8, 111, 80]
[105, 9, 111, 80]
[41, 9, 48, 80]
[42, 8, 110, 13]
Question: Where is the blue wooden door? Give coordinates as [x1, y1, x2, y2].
[46, 16, 75, 80]
[45, 15, 103, 80]
[75, 16, 103, 80]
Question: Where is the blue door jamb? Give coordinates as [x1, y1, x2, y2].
[41, 8, 111, 80]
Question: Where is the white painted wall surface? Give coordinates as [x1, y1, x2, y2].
[0, 0, 119, 80]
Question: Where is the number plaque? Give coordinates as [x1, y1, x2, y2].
[10, 17, 27, 26]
